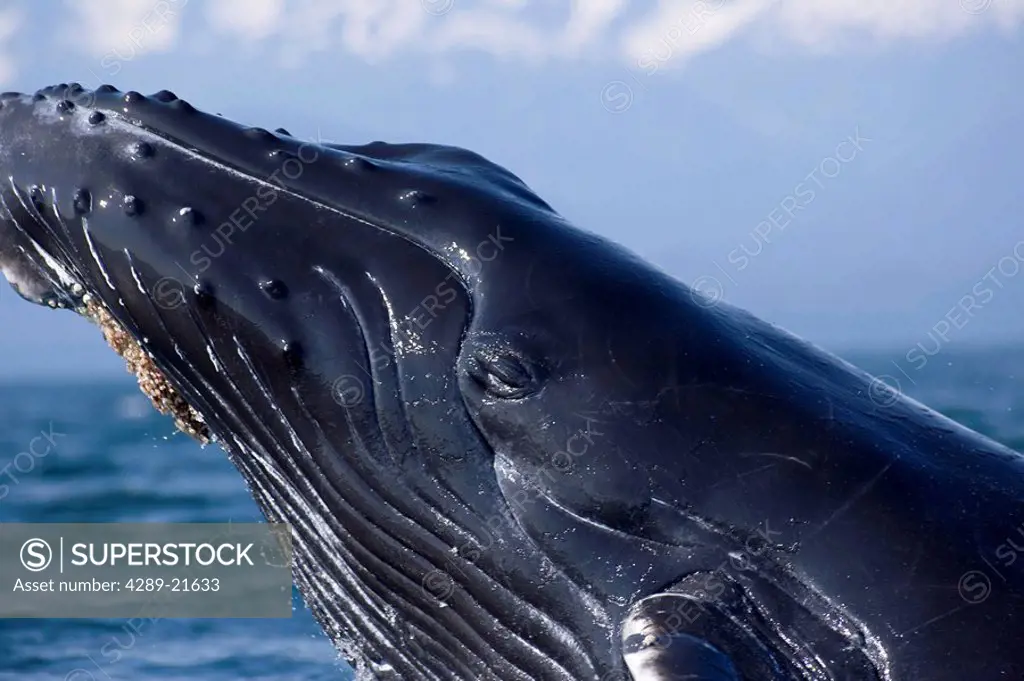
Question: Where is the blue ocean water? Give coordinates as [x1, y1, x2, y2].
[0, 345, 1022, 680]
[0, 380, 352, 680]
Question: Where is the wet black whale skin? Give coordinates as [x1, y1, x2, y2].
[1, 84, 1023, 680]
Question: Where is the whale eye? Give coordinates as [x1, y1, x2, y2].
[468, 351, 538, 400]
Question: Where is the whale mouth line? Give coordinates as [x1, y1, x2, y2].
[0, 183, 90, 306]
[0, 82, 660, 680]
[0, 200, 211, 441]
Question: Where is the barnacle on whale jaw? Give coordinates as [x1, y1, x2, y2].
[82, 295, 210, 444]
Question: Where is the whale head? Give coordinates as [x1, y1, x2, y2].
[0, 84, 724, 681]
[7, 84, 1019, 681]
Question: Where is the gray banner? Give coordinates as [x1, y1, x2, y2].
[0, 523, 293, 618]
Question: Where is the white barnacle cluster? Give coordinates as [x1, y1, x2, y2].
[80, 295, 210, 444]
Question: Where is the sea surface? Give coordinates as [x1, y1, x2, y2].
[0, 345, 1022, 680]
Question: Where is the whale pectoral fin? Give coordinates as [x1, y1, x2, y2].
[621, 568, 890, 680]
[619, 586, 797, 681]
[622, 624, 741, 680]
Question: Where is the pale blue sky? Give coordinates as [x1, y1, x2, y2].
[1, 0, 1022, 378]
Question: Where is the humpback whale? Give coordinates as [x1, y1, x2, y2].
[1, 83, 1023, 680]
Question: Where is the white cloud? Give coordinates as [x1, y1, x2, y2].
[331, 3, 432, 62]
[0, 7, 21, 88]
[429, 8, 551, 62]
[562, 0, 630, 53]
[61, 0, 188, 59]
[206, 0, 284, 41]
[621, 0, 1024, 68]
[770, 0, 1024, 50]
[623, 0, 775, 69]
[199, 0, 629, 65]
[56, 0, 1024, 70]
[254, 1, 433, 66]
